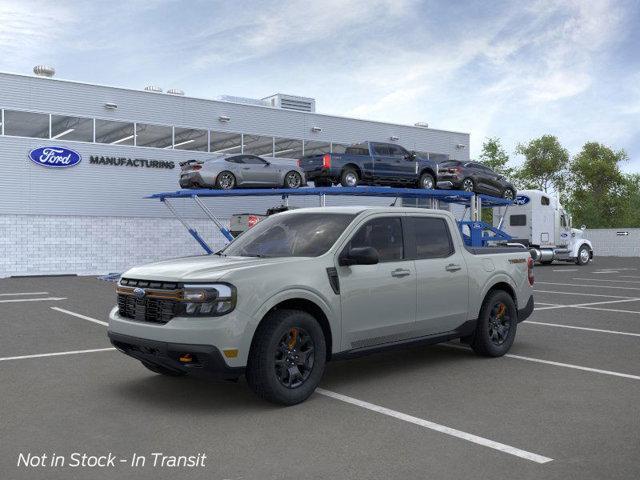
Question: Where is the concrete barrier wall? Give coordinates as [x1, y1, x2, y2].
[584, 228, 640, 257]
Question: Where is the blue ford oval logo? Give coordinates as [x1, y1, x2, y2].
[28, 146, 82, 168]
[514, 195, 530, 205]
[133, 287, 146, 299]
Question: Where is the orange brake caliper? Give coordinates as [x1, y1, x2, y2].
[287, 328, 298, 349]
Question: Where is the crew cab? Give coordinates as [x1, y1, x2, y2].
[298, 142, 439, 189]
[108, 207, 535, 405]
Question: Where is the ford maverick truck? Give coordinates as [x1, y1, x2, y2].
[298, 142, 439, 189]
[109, 206, 535, 405]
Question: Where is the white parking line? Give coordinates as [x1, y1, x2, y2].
[535, 297, 640, 312]
[0, 348, 115, 362]
[552, 269, 578, 272]
[524, 321, 640, 337]
[0, 297, 67, 303]
[573, 305, 640, 315]
[51, 307, 108, 326]
[536, 282, 640, 291]
[505, 354, 640, 381]
[573, 278, 640, 284]
[534, 289, 639, 299]
[618, 275, 640, 279]
[316, 388, 553, 464]
[0, 292, 49, 296]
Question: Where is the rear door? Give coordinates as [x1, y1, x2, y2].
[409, 215, 470, 335]
[338, 215, 417, 349]
[370, 143, 393, 181]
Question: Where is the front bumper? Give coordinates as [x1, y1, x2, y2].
[518, 295, 534, 323]
[109, 331, 244, 380]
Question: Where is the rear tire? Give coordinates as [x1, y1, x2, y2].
[462, 178, 475, 192]
[215, 171, 236, 190]
[141, 361, 186, 377]
[471, 290, 517, 357]
[284, 171, 303, 189]
[246, 309, 326, 405]
[340, 168, 359, 187]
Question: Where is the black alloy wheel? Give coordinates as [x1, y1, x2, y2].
[487, 301, 512, 346]
[274, 327, 315, 388]
[503, 188, 515, 200]
[462, 178, 475, 192]
[216, 171, 236, 190]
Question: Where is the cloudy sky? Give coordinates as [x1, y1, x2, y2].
[1, 0, 639, 171]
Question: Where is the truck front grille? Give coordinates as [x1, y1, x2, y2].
[116, 278, 182, 324]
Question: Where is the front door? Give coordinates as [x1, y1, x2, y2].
[241, 155, 279, 185]
[338, 216, 417, 350]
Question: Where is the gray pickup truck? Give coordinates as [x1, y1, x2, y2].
[108, 206, 534, 405]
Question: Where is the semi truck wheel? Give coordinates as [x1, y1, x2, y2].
[471, 290, 517, 357]
[246, 309, 326, 405]
[576, 245, 591, 265]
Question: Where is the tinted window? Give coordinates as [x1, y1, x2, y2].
[510, 215, 527, 226]
[225, 156, 245, 164]
[372, 144, 390, 156]
[387, 145, 407, 157]
[243, 155, 267, 165]
[412, 217, 453, 259]
[541, 196, 550, 205]
[4, 110, 50, 138]
[222, 213, 355, 258]
[349, 217, 403, 262]
[440, 160, 461, 168]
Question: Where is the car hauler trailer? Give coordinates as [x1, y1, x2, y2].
[493, 189, 593, 265]
[146, 186, 515, 253]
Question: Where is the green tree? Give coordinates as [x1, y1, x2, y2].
[619, 174, 640, 227]
[479, 137, 514, 177]
[566, 142, 628, 228]
[515, 135, 569, 193]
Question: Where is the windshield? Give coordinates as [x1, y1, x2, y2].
[221, 213, 356, 258]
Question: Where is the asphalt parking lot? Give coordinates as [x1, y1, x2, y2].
[1, 257, 640, 480]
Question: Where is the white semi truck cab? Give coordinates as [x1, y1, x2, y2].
[494, 189, 593, 265]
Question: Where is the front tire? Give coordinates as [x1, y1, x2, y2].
[418, 172, 435, 189]
[471, 290, 517, 357]
[576, 245, 591, 265]
[340, 168, 359, 187]
[246, 309, 326, 405]
[215, 171, 236, 190]
[284, 171, 303, 189]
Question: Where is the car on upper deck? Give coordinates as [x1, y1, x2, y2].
[436, 160, 517, 199]
[179, 154, 306, 190]
[298, 141, 439, 189]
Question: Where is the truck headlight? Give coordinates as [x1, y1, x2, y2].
[182, 284, 236, 316]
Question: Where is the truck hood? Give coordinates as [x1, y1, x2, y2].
[121, 255, 304, 282]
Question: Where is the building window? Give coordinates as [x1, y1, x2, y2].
[95, 119, 135, 145]
[50, 114, 94, 142]
[3, 110, 50, 139]
[173, 127, 208, 151]
[273, 137, 303, 159]
[243, 134, 274, 156]
[510, 215, 527, 226]
[303, 140, 330, 156]
[135, 123, 173, 148]
[210, 131, 242, 154]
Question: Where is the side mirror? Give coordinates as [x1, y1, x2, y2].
[404, 152, 416, 160]
[339, 246, 379, 266]
[581, 224, 586, 230]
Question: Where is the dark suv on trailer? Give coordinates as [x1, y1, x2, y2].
[436, 160, 516, 199]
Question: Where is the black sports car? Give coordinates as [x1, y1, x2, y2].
[436, 160, 516, 199]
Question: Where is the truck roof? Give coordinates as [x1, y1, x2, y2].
[278, 205, 456, 218]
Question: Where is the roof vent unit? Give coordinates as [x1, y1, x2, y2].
[217, 95, 270, 107]
[144, 85, 163, 93]
[167, 88, 185, 96]
[262, 93, 316, 113]
[33, 65, 55, 78]
[414, 122, 429, 128]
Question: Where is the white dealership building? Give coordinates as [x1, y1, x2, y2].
[0, 68, 470, 276]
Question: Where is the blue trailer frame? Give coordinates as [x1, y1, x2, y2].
[146, 187, 513, 252]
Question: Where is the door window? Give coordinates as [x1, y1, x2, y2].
[372, 144, 390, 156]
[242, 155, 268, 165]
[348, 217, 403, 262]
[387, 145, 406, 157]
[411, 217, 454, 259]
